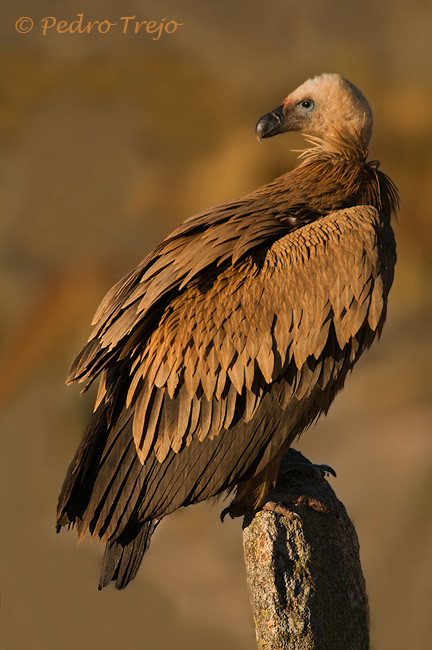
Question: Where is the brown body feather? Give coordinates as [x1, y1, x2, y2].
[58, 76, 398, 589]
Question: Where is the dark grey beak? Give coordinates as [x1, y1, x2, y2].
[256, 104, 286, 140]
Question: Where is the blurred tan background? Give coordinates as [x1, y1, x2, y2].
[0, 1, 431, 649]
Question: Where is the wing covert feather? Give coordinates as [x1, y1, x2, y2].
[123, 204, 395, 463]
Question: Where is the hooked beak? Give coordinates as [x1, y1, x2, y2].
[256, 104, 287, 140]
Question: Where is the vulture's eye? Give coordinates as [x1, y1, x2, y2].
[300, 99, 314, 111]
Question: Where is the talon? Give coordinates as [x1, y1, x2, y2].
[318, 464, 337, 478]
[220, 501, 247, 522]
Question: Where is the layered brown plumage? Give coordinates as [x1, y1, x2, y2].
[57, 73, 398, 589]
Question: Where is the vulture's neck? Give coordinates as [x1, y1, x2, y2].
[265, 133, 399, 221]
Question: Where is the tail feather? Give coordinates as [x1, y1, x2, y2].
[98, 519, 160, 590]
[57, 404, 109, 532]
[57, 398, 160, 590]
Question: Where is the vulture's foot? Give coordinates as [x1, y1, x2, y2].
[220, 501, 248, 522]
[259, 450, 336, 518]
[221, 452, 336, 522]
[261, 491, 331, 518]
[278, 459, 336, 480]
[261, 499, 301, 520]
[221, 483, 332, 523]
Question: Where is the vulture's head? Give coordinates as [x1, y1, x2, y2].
[256, 73, 373, 149]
